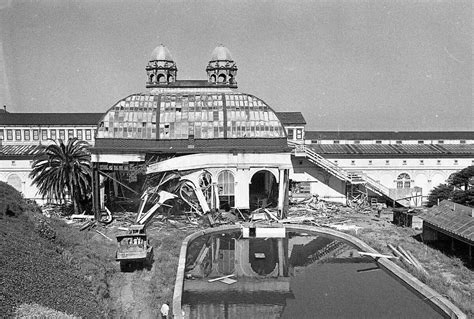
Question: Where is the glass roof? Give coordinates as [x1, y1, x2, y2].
[97, 92, 286, 140]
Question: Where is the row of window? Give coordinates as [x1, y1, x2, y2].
[336, 159, 462, 166]
[330, 140, 467, 144]
[0, 129, 94, 141]
[286, 128, 303, 140]
[396, 173, 412, 189]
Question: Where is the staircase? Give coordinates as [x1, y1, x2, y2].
[289, 142, 400, 205]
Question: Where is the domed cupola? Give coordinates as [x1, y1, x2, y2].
[146, 44, 177, 88]
[206, 45, 237, 87]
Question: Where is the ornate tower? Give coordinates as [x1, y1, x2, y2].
[206, 45, 237, 87]
[146, 45, 177, 88]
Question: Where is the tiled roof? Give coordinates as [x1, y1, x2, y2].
[351, 144, 399, 154]
[92, 138, 290, 154]
[311, 144, 355, 154]
[0, 113, 102, 126]
[307, 144, 473, 157]
[0, 144, 42, 157]
[437, 144, 474, 154]
[392, 144, 443, 154]
[275, 112, 306, 125]
[306, 131, 474, 141]
[418, 200, 473, 245]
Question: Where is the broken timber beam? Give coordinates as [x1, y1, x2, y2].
[387, 244, 412, 265]
[358, 252, 398, 259]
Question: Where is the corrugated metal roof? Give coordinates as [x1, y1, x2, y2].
[0, 113, 102, 126]
[306, 131, 474, 141]
[418, 200, 473, 245]
[275, 112, 307, 125]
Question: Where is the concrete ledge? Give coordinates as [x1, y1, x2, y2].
[172, 224, 466, 319]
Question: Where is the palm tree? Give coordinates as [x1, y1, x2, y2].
[30, 138, 92, 213]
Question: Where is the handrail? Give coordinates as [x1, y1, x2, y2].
[288, 141, 392, 198]
[292, 143, 351, 181]
[361, 173, 391, 195]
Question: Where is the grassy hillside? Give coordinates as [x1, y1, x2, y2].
[0, 182, 115, 318]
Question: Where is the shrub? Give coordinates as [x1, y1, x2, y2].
[0, 181, 25, 216]
[426, 184, 453, 207]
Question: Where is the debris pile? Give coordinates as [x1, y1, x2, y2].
[284, 195, 356, 227]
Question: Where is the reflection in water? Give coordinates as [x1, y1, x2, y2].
[182, 229, 445, 319]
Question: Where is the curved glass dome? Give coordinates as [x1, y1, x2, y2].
[97, 92, 286, 140]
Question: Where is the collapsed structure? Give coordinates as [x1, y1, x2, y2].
[90, 45, 292, 219]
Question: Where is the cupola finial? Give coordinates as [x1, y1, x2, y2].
[146, 44, 177, 88]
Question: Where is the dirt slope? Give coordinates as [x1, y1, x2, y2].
[106, 225, 190, 318]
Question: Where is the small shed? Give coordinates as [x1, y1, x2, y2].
[392, 208, 423, 229]
[418, 200, 473, 266]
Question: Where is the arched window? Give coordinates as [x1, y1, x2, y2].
[157, 73, 166, 83]
[218, 74, 227, 83]
[149, 74, 155, 83]
[210, 74, 216, 83]
[397, 173, 411, 189]
[218, 170, 235, 209]
[167, 74, 174, 83]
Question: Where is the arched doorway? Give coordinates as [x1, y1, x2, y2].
[249, 238, 278, 276]
[249, 170, 278, 210]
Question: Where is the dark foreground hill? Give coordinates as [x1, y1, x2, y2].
[0, 182, 113, 318]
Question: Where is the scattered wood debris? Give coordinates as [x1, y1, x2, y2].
[208, 274, 236, 283]
[358, 251, 398, 259]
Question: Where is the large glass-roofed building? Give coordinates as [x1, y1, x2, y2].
[97, 92, 285, 140]
[91, 45, 292, 215]
[95, 45, 287, 152]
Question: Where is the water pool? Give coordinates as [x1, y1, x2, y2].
[175, 226, 459, 319]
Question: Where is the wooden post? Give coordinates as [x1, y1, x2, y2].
[92, 162, 101, 221]
[278, 238, 285, 276]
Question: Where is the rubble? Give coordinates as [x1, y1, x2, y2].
[47, 175, 387, 238]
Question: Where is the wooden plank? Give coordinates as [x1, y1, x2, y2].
[95, 230, 113, 241]
[208, 274, 235, 283]
[220, 277, 237, 285]
[397, 245, 417, 265]
[387, 244, 412, 265]
[400, 246, 428, 275]
[358, 252, 398, 259]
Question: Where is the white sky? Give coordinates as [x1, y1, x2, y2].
[0, 0, 472, 131]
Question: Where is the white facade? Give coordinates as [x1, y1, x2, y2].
[0, 158, 40, 200]
[337, 157, 472, 197]
[0, 120, 97, 201]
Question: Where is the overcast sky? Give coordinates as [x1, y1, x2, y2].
[0, 0, 471, 131]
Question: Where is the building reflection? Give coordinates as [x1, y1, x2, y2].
[182, 230, 360, 318]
